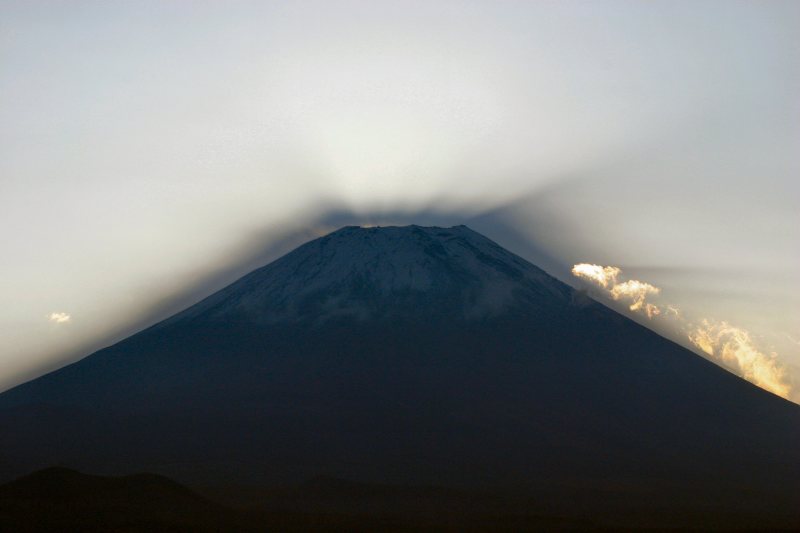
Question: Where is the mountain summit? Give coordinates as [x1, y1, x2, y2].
[0, 225, 798, 526]
[167, 225, 570, 325]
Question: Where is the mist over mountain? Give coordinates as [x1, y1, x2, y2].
[0, 225, 798, 528]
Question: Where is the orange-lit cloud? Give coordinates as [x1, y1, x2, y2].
[644, 303, 660, 319]
[689, 320, 791, 399]
[48, 312, 71, 324]
[571, 263, 620, 288]
[610, 279, 660, 312]
[572, 263, 793, 401]
[572, 264, 661, 315]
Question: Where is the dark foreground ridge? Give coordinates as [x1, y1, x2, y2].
[0, 225, 798, 529]
[0, 467, 231, 532]
[0, 466, 774, 531]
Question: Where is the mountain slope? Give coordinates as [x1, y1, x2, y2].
[0, 225, 797, 525]
[164, 224, 571, 324]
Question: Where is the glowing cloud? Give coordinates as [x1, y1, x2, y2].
[644, 303, 661, 319]
[571, 264, 620, 288]
[48, 312, 71, 324]
[572, 263, 793, 401]
[572, 264, 660, 315]
[610, 279, 660, 312]
[689, 320, 791, 400]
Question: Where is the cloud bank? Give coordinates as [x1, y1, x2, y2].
[572, 263, 793, 401]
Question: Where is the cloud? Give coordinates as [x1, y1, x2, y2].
[572, 264, 661, 314]
[609, 279, 661, 312]
[571, 264, 620, 288]
[689, 320, 791, 400]
[48, 312, 71, 324]
[644, 303, 661, 319]
[572, 263, 793, 401]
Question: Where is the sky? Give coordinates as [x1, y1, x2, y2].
[1, 1, 798, 399]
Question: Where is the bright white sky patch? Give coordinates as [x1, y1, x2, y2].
[48, 312, 71, 324]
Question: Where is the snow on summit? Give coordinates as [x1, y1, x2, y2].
[171, 225, 571, 325]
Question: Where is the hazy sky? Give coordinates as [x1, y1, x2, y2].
[1, 1, 798, 398]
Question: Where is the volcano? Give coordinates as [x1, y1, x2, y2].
[1, 225, 798, 527]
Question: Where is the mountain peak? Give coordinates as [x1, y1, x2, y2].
[171, 224, 571, 325]
[327, 223, 476, 238]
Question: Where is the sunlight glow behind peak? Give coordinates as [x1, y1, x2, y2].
[0, 1, 797, 396]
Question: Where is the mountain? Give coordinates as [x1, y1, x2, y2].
[0, 225, 798, 527]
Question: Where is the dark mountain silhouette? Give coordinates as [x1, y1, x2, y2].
[0, 225, 798, 528]
[0, 467, 603, 531]
[0, 466, 233, 532]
